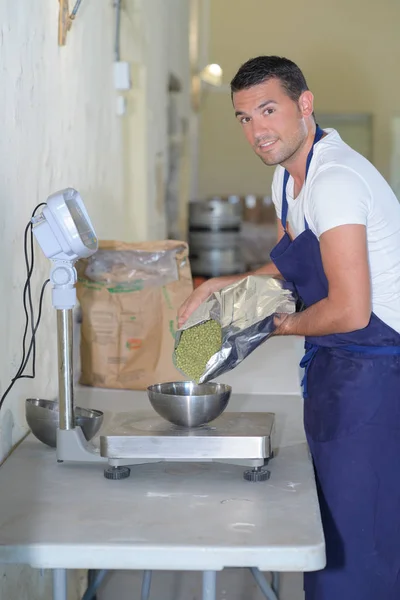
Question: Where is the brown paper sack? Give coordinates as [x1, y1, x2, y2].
[76, 240, 193, 390]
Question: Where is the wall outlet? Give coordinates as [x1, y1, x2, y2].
[116, 95, 127, 116]
[113, 61, 131, 91]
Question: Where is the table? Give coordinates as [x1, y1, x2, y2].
[0, 391, 325, 600]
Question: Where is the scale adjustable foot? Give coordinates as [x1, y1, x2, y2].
[243, 467, 271, 482]
[104, 466, 131, 480]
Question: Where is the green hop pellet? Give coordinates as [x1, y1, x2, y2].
[175, 319, 222, 383]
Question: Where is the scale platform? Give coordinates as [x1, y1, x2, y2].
[100, 412, 275, 481]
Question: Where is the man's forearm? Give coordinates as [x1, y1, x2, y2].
[253, 262, 282, 278]
[277, 297, 370, 337]
[210, 261, 282, 292]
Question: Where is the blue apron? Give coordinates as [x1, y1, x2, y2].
[270, 127, 400, 599]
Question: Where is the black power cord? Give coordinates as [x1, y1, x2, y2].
[0, 203, 50, 412]
[21, 203, 47, 379]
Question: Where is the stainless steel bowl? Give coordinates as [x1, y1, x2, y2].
[25, 398, 104, 448]
[147, 381, 231, 428]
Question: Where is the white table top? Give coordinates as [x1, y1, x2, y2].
[0, 390, 325, 572]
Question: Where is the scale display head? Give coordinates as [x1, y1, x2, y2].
[31, 188, 98, 264]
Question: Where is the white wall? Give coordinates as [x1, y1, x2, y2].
[0, 1, 126, 596]
[121, 0, 191, 240]
[198, 0, 400, 198]
[0, 0, 126, 462]
[0, 0, 192, 463]
[0, 1, 191, 597]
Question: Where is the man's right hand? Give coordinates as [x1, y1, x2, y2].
[177, 279, 217, 328]
[178, 275, 242, 328]
[178, 260, 282, 328]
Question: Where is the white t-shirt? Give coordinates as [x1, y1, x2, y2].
[271, 128, 400, 333]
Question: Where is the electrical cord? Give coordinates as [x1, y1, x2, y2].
[23, 203, 47, 377]
[21, 221, 36, 378]
[0, 278, 50, 411]
[0, 203, 49, 412]
[70, 0, 84, 19]
[19, 203, 47, 380]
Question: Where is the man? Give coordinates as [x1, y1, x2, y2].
[178, 56, 400, 599]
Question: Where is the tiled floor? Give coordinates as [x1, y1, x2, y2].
[98, 569, 304, 600]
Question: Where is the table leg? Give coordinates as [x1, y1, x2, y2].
[249, 568, 279, 600]
[53, 569, 67, 600]
[202, 570, 217, 600]
[272, 572, 280, 596]
[141, 570, 152, 600]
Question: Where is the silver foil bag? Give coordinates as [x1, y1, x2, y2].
[174, 275, 296, 383]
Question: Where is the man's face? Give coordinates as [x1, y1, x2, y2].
[232, 78, 311, 167]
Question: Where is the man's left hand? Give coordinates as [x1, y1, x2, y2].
[273, 313, 292, 335]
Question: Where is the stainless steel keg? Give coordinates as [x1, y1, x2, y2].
[188, 198, 245, 277]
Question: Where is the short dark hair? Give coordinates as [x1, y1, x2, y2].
[230, 56, 310, 103]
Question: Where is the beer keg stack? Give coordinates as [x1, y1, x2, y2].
[188, 197, 245, 278]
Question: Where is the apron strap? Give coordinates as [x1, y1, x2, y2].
[305, 125, 324, 180]
[300, 342, 320, 398]
[282, 125, 324, 232]
[281, 170, 290, 230]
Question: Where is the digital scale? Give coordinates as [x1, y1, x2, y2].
[99, 411, 275, 481]
[31, 188, 275, 482]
